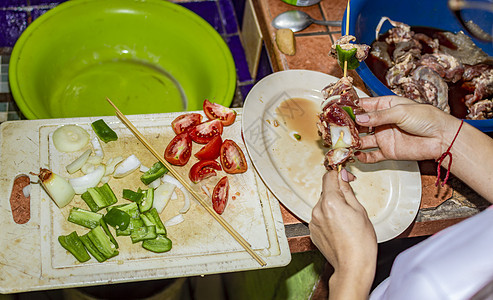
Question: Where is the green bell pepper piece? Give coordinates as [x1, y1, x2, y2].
[122, 189, 143, 203]
[100, 218, 119, 249]
[142, 234, 172, 253]
[103, 207, 130, 231]
[111, 202, 140, 219]
[81, 183, 118, 212]
[139, 213, 154, 227]
[98, 183, 118, 207]
[67, 207, 103, 229]
[116, 217, 144, 236]
[58, 231, 91, 263]
[80, 233, 106, 262]
[81, 188, 103, 212]
[140, 161, 168, 185]
[144, 208, 166, 235]
[91, 119, 118, 143]
[87, 226, 119, 259]
[130, 225, 157, 243]
[138, 188, 154, 213]
[342, 106, 356, 120]
[336, 45, 360, 70]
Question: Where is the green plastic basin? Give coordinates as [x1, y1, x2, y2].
[9, 0, 236, 119]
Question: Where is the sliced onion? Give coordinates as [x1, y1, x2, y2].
[113, 154, 141, 178]
[320, 95, 341, 110]
[164, 214, 184, 227]
[171, 190, 178, 200]
[179, 188, 191, 214]
[91, 137, 104, 158]
[140, 164, 150, 173]
[52, 125, 90, 153]
[162, 175, 192, 209]
[66, 149, 92, 174]
[38, 169, 75, 207]
[86, 155, 103, 165]
[162, 175, 189, 195]
[330, 125, 352, 148]
[100, 175, 110, 184]
[148, 178, 161, 189]
[81, 162, 96, 175]
[104, 156, 124, 176]
[153, 181, 175, 213]
[69, 165, 106, 194]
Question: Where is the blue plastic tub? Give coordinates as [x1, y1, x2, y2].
[344, 0, 493, 132]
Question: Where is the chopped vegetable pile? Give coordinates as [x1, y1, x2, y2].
[41, 119, 177, 263]
[40, 99, 248, 263]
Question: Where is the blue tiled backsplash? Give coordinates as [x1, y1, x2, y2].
[0, 0, 272, 122]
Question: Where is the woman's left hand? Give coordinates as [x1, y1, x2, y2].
[309, 169, 377, 299]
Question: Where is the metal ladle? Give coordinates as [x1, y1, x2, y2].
[272, 10, 342, 32]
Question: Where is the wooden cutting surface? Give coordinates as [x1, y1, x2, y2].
[0, 110, 290, 293]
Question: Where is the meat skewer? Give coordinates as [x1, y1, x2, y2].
[318, 35, 370, 170]
[317, 76, 363, 170]
[317, 0, 371, 171]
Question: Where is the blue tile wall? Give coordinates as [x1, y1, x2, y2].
[0, 0, 272, 120]
[29, 0, 66, 4]
[226, 35, 251, 83]
[181, 1, 225, 34]
[0, 0, 27, 6]
[218, 0, 238, 34]
[0, 10, 28, 47]
[231, 0, 246, 29]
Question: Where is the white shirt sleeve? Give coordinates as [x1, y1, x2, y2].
[370, 207, 493, 300]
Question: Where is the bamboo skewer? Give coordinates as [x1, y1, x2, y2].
[339, 0, 351, 173]
[106, 97, 267, 267]
[343, 0, 351, 78]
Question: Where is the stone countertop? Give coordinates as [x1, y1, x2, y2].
[250, 0, 490, 253]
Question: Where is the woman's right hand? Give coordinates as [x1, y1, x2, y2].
[355, 96, 462, 163]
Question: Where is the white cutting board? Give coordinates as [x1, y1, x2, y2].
[0, 109, 291, 293]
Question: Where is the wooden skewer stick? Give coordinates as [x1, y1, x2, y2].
[346, 0, 350, 36]
[337, 131, 344, 173]
[343, 0, 351, 78]
[338, 0, 351, 172]
[105, 97, 267, 267]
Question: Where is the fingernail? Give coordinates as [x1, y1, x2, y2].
[341, 169, 349, 182]
[356, 114, 370, 123]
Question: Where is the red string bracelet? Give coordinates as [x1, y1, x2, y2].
[435, 119, 464, 187]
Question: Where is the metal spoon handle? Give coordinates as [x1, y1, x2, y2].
[312, 20, 342, 27]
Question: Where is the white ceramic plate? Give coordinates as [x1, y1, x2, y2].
[242, 70, 422, 243]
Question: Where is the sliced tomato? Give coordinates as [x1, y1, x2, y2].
[164, 132, 192, 166]
[189, 160, 222, 183]
[171, 113, 202, 135]
[220, 139, 248, 174]
[189, 119, 223, 144]
[203, 99, 236, 126]
[212, 176, 229, 214]
[194, 135, 222, 161]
